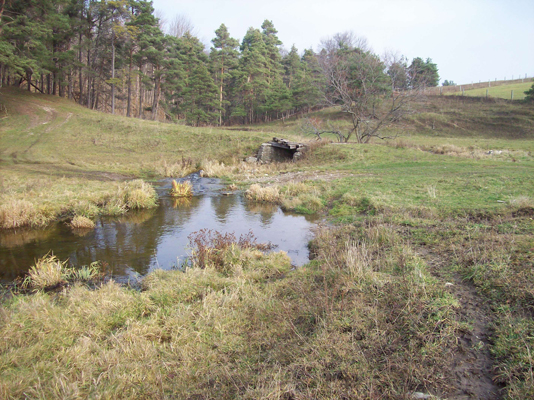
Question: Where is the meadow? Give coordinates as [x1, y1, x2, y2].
[1, 87, 533, 399]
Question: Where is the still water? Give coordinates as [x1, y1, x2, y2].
[0, 176, 318, 282]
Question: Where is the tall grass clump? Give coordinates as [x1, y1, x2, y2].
[70, 215, 95, 229]
[170, 180, 193, 197]
[0, 199, 51, 229]
[119, 179, 157, 209]
[245, 184, 280, 202]
[24, 254, 68, 290]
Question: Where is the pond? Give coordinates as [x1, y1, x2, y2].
[0, 175, 319, 283]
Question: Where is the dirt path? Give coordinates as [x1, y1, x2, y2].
[420, 250, 504, 399]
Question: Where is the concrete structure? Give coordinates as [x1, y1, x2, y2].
[252, 138, 308, 163]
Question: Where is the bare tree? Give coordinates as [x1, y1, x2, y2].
[168, 14, 198, 38]
[311, 32, 417, 143]
[154, 9, 168, 32]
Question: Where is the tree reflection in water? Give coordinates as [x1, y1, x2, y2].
[0, 191, 317, 283]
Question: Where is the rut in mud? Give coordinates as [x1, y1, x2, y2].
[421, 250, 504, 400]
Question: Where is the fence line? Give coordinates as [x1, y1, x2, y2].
[425, 75, 533, 97]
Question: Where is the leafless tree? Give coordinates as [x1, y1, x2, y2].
[310, 32, 418, 143]
[167, 14, 198, 38]
[154, 9, 167, 32]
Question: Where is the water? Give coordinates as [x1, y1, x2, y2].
[0, 176, 318, 282]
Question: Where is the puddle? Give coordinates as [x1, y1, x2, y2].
[0, 176, 318, 282]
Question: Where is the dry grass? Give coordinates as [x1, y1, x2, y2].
[0, 199, 51, 229]
[245, 183, 281, 202]
[170, 180, 193, 198]
[25, 254, 67, 289]
[70, 215, 95, 229]
[0, 222, 463, 399]
[0, 174, 157, 230]
[119, 179, 158, 209]
[154, 158, 197, 177]
[508, 195, 534, 209]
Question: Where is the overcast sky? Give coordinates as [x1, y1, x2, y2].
[152, 0, 534, 85]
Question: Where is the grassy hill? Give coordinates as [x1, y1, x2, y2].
[445, 81, 533, 100]
[1, 87, 534, 399]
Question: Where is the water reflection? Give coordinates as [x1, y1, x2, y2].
[0, 181, 318, 282]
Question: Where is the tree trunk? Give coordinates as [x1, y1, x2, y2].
[111, 31, 115, 114]
[126, 51, 133, 117]
[151, 71, 161, 121]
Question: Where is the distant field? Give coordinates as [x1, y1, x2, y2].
[446, 81, 533, 100]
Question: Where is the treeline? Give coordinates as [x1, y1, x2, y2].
[0, 0, 439, 126]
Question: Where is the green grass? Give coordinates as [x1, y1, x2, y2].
[446, 81, 533, 100]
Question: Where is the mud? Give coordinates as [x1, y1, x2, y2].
[421, 249, 504, 400]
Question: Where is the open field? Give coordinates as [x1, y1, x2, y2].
[445, 81, 533, 100]
[1, 87, 534, 398]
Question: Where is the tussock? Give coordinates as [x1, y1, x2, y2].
[170, 180, 193, 197]
[25, 254, 67, 289]
[119, 179, 157, 209]
[245, 183, 281, 202]
[70, 215, 95, 229]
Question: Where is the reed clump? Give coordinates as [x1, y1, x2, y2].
[170, 180, 193, 197]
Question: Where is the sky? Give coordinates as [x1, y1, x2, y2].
[151, 0, 534, 85]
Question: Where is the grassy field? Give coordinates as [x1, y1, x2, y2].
[445, 81, 533, 100]
[1, 87, 534, 399]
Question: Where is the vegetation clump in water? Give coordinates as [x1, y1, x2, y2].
[169, 180, 193, 197]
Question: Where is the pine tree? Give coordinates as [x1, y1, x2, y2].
[234, 28, 269, 123]
[210, 24, 239, 125]
[166, 34, 219, 126]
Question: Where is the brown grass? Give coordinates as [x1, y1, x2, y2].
[70, 215, 95, 229]
[0, 199, 51, 229]
[245, 183, 281, 202]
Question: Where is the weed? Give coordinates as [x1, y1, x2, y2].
[66, 262, 101, 282]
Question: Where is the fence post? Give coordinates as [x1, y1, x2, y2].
[511, 90, 514, 100]
[486, 89, 488, 99]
